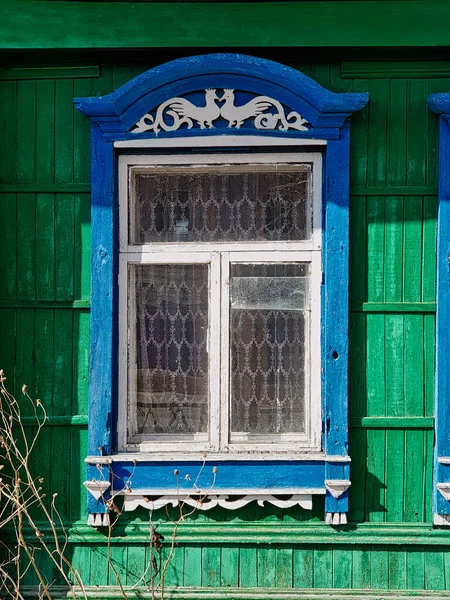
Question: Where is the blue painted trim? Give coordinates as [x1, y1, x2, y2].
[75, 53, 368, 519]
[428, 95, 450, 517]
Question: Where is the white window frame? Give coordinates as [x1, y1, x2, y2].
[118, 151, 322, 456]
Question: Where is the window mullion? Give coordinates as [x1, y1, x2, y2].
[209, 252, 222, 451]
[219, 252, 230, 451]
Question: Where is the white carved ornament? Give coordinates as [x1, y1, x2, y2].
[132, 89, 308, 134]
[123, 493, 313, 512]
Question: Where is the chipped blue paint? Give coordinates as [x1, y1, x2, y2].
[75, 53, 368, 520]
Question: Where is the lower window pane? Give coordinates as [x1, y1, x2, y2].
[129, 264, 209, 439]
[230, 263, 309, 438]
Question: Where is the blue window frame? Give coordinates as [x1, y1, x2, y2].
[75, 53, 368, 526]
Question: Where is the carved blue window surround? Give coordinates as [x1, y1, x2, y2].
[75, 54, 368, 526]
[428, 94, 450, 526]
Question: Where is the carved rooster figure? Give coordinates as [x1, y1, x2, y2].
[220, 89, 274, 129]
[133, 89, 221, 134]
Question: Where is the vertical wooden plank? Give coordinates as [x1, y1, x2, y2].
[183, 546, 202, 586]
[367, 81, 388, 187]
[71, 545, 91, 584]
[387, 80, 407, 186]
[55, 194, 75, 301]
[89, 546, 109, 586]
[74, 193, 91, 301]
[34, 309, 54, 409]
[425, 551, 445, 590]
[36, 79, 55, 184]
[384, 430, 404, 522]
[53, 309, 73, 415]
[15, 308, 36, 409]
[383, 197, 403, 303]
[0, 80, 18, 183]
[221, 546, 239, 587]
[293, 546, 313, 589]
[126, 546, 147, 586]
[202, 546, 221, 587]
[384, 314, 404, 416]
[407, 80, 427, 187]
[163, 542, 184, 587]
[389, 547, 406, 590]
[239, 547, 257, 588]
[370, 546, 389, 589]
[73, 78, 93, 184]
[352, 547, 371, 589]
[0, 194, 17, 299]
[424, 428, 434, 522]
[313, 547, 332, 588]
[407, 547, 425, 590]
[349, 428, 366, 521]
[349, 195, 367, 304]
[17, 193, 36, 301]
[55, 79, 74, 183]
[107, 545, 127, 586]
[366, 429, 386, 522]
[403, 195, 423, 302]
[0, 308, 16, 383]
[422, 196, 437, 303]
[257, 546, 276, 587]
[367, 196, 385, 302]
[424, 313, 435, 418]
[366, 314, 386, 416]
[276, 547, 293, 588]
[36, 193, 55, 300]
[72, 309, 89, 416]
[333, 547, 352, 589]
[17, 80, 36, 183]
[350, 80, 369, 188]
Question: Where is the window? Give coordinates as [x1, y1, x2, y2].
[118, 152, 322, 455]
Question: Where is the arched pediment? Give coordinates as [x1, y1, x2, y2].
[75, 53, 368, 140]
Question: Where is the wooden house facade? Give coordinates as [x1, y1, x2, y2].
[3, 1, 450, 597]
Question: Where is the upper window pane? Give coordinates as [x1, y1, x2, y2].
[129, 165, 311, 244]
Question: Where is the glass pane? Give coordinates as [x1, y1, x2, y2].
[230, 263, 309, 437]
[130, 166, 311, 243]
[129, 264, 209, 438]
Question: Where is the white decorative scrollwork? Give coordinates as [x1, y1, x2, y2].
[132, 89, 308, 134]
[123, 493, 313, 512]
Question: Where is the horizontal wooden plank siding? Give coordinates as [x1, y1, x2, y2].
[0, 54, 444, 591]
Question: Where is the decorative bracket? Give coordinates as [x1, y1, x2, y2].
[83, 479, 111, 501]
[325, 479, 351, 499]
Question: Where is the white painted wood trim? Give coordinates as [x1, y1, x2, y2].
[220, 252, 230, 451]
[209, 252, 221, 451]
[114, 135, 327, 149]
[85, 451, 329, 463]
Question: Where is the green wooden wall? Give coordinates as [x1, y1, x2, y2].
[0, 54, 448, 594]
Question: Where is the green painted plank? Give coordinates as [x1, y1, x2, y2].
[0, 80, 17, 183]
[0, 194, 17, 299]
[107, 545, 128, 587]
[370, 546, 389, 589]
[89, 546, 109, 586]
[15, 308, 36, 412]
[55, 194, 75, 300]
[239, 547, 257, 588]
[404, 315, 424, 416]
[383, 197, 403, 303]
[424, 429, 434, 523]
[355, 416, 434, 429]
[348, 313, 366, 422]
[17, 194, 37, 301]
[404, 430, 425, 522]
[18, 414, 87, 426]
[406, 547, 425, 590]
[0, 300, 90, 308]
[343, 61, 450, 79]
[71, 544, 91, 584]
[0, 65, 100, 80]
[384, 315, 404, 416]
[422, 196, 437, 303]
[313, 547, 333, 588]
[348, 429, 366, 522]
[17, 80, 36, 184]
[126, 546, 147, 586]
[367, 83, 388, 188]
[407, 80, 428, 187]
[349, 196, 367, 304]
[202, 547, 221, 587]
[425, 551, 445, 590]
[387, 81, 407, 186]
[73, 427, 88, 520]
[163, 540, 185, 587]
[333, 547, 352, 589]
[73, 78, 93, 184]
[257, 546, 276, 588]
[0, 183, 90, 193]
[365, 430, 386, 522]
[293, 547, 313, 589]
[366, 198, 385, 302]
[36, 79, 55, 184]
[73, 193, 91, 301]
[389, 548, 406, 590]
[183, 546, 201, 586]
[220, 546, 239, 587]
[366, 314, 386, 417]
[349, 79, 369, 187]
[6, 1, 450, 49]
[0, 309, 16, 385]
[403, 195, 423, 302]
[351, 547, 371, 589]
[51, 426, 71, 519]
[351, 185, 437, 196]
[36, 193, 55, 300]
[55, 79, 74, 183]
[276, 547, 293, 588]
[384, 430, 404, 522]
[53, 309, 73, 414]
[34, 309, 54, 411]
[72, 309, 89, 416]
[351, 302, 436, 313]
